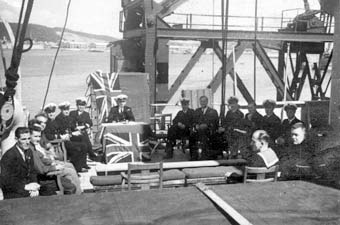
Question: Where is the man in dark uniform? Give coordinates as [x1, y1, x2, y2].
[107, 94, 135, 123]
[190, 95, 219, 160]
[164, 98, 194, 159]
[44, 103, 87, 172]
[244, 101, 264, 134]
[219, 96, 247, 158]
[279, 103, 302, 144]
[262, 99, 282, 142]
[1, 127, 40, 199]
[69, 98, 98, 161]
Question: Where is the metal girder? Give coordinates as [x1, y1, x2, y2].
[253, 41, 293, 101]
[156, 28, 334, 42]
[167, 42, 207, 102]
[124, 28, 334, 42]
[209, 41, 250, 92]
[212, 67, 254, 103]
[158, 0, 189, 18]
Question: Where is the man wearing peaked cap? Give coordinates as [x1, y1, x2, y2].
[107, 94, 135, 123]
[75, 97, 87, 106]
[164, 97, 194, 159]
[69, 97, 99, 162]
[58, 101, 71, 111]
[279, 103, 302, 145]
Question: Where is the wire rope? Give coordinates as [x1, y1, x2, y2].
[42, 0, 72, 109]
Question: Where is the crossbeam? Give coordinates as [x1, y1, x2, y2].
[124, 29, 334, 43]
[157, 29, 334, 42]
[167, 43, 207, 103]
[209, 41, 249, 91]
[253, 41, 293, 101]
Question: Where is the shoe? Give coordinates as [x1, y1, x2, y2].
[80, 168, 88, 173]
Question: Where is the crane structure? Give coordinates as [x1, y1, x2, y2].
[111, 0, 339, 127]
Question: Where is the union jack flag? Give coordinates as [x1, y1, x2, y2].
[103, 130, 151, 163]
[87, 70, 121, 123]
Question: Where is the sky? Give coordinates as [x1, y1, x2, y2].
[0, 0, 321, 38]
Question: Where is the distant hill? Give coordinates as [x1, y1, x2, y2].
[0, 23, 118, 43]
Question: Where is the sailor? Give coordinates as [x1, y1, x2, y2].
[280, 103, 302, 143]
[44, 102, 87, 172]
[164, 97, 194, 159]
[244, 101, 264, 134]
[219, 96, 248, 159]
[43, 103, 59, 140]
[262, 99, 282, 142]
[107, 94, 135, 123]
[248, 130, 279, 168]
[190, 95, 219, 160]
[69, 98, 99, 162]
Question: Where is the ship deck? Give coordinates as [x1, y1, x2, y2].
[1, 181, 339, 225]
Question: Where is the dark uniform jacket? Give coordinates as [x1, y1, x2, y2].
[245, 111, 264, 133]
[281, 117, 301, 138]
[262, 113, 282, 140]
[55, 113, 75, 135]
[173, 108, 195, 129]
[44, 119, 59, 140]
[107, 106, 135, 122]
[1, 145, 37, 199]
[223, 110, 245, 131]
[193, 107, 219, 131]
[70, 110, 93, 128]
[279, 139, 318, 180]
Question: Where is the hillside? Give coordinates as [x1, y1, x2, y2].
[0, 23, 118, 43]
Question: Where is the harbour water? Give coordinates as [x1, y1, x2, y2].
[0, 48, 327, 117]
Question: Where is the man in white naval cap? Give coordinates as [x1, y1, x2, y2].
[107, 94, 135, 123]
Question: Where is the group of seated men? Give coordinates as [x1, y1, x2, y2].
[166, 95, 325, 180]
[166, 95, 301, 159]
[0, 97, 102, 199]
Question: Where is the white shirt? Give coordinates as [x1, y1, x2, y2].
[16, 146, 26, 161]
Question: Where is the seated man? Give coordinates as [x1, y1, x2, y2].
[107, 94, 135, 123]
[219, 96, 248, 158]
[262, 99, 282, 142]
[248, 130, 279, 168]
[29, 125, 82, 195]
[226, 130, 279, 182]
[43, 104, 87, 172]
[64, 100, 98, 161]
[279, 122, 321, 180]
[190, 95, 219, 160]
[277, 103, 302, 145]
[164, 98, 194, 159]
[1, 127, 40, 199]
[244, 101, 264, 134]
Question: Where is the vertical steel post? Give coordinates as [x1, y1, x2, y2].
[329, 0, 340, 128]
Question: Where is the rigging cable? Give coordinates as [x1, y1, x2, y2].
[212, 0, 215, 79]
[42, 0, 72, 109]
[253, 0, 258, 102]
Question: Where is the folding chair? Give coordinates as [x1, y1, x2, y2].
[243, 165, 279, 183]
[149, 114, 172, 154]
[122, 162, 163, 191]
